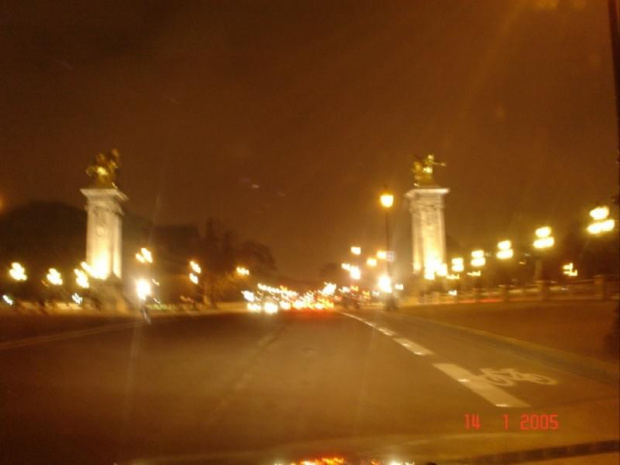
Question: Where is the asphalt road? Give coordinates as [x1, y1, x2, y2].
[1, 309, 618, 465]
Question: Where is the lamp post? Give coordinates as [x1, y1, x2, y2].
[9, 262, 27, 282]
[135, 247, 153, 264]
[496, 240, 514, 260]
[587, 206, 616, 235]
[380, 188, 396, 310]
[533, 226, 554, 281]
[586, 206, 617, 298]
[7, 262, 27, 309]
[189, 260, 203, 309]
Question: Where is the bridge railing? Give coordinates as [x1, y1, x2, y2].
[406, 275, 619, 305]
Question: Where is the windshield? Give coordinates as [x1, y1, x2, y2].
[0, 1, 619, 464]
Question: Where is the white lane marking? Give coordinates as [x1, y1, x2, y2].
[393, 337, 434, 356]
[0, 321, 141, 351]
[433, 363, 530, 408]
[341, 313, 396, 337]
[377, 327, 396, 337]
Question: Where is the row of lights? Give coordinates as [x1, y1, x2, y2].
[8, 261, 96, 289]
[433, 204, 616, 281]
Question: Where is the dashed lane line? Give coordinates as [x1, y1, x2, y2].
[377, 327, 396, 337]
[393, 336, 434, 356]
[341, 312, 531, 408]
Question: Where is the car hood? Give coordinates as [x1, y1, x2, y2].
[119, 433, 619, 465]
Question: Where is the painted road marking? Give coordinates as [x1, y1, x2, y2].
[377, 327, 396, 337]
[433, 363, 530, 408]
[393, 337, 434, 356]
[0, 321, 142, 351]
[343, 312, 536, 408]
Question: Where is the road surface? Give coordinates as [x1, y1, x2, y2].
[1, 309, 618, 464]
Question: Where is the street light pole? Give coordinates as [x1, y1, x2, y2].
[380, 187, 396, 310]
[384, 208, 392, 280]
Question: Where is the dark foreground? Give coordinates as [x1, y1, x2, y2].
[1, 309, 618, 464]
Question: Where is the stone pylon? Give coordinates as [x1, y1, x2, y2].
[405, 186, 449, 281]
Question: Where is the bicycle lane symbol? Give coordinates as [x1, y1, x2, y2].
[475, 368, 558, 387]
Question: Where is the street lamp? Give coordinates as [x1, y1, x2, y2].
[379, 187, 396, 310]
[46, 268, 63, 286]
[136, 278, 151, 301]
[451, 257, 464, 273]
[350, 246, 361, 256]
[236, 266, 250, 276]
[366, 257, 378, 267]
[533, 226, 554, 249]
[471, 250, 486, 268]
[380, 192, 394, 209]
[135, 247, 153, 264]
[9, 262, 27, 281]
[187, 260, 204, 307]
[587, 206, 615, 235]
[190, 260, 202, 274]
[533, 226, 554, 281]
[496, 240, 514, 260]
[378, 274, 392, 293]
[74, 268, 90, 289]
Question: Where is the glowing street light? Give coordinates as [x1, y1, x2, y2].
[350, 246, 361, 256]
[471, 250, 486, 268]
[189, 273, 199, 284]
[588, 220, 616, 234]
[74, 268, 90, 288]
[189, 260, 202, 274]
[496, 240, 514, 260]
[349, 266, 361, 281]
[236, 266, 250, 276]
[380, 192, 394, 209]
[591, 206, 610, 221]
[533, 226, 554, 281]
[46, 268, 63, 286]
[376, 250, 387, 260]
[9, 262, 27, 281]
[378, 275, 393, 293]
[136, 247, 153, 264]
[136, 278, 152, 301]
[366, 257, 378, 267]
[587, 206, 615, 235]
[379, 187, 396, 310]
[451, 258, 464, 273]
[341, 262, 352, 271]
[533, 226, 555, 249]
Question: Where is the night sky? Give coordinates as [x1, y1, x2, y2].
[1, 0, 617, 280]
